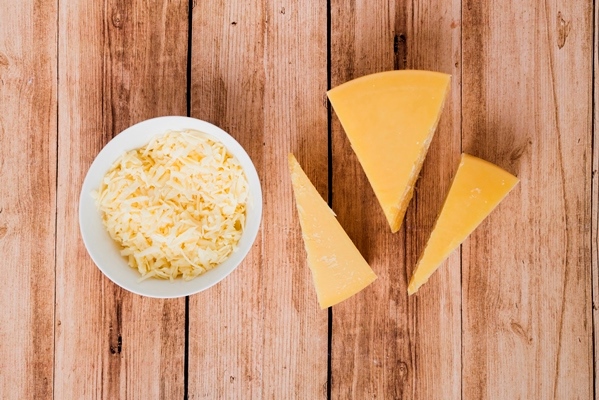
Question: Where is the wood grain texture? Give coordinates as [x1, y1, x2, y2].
[403, 1, 462, 399]
[329, 0, 461, 398]
[462, 0, 593, 398]
[593, 2, 598, 396]
[189, 1, 328, 398]
[0, 1, 57, 398]
[54, 1, 187, 398]
[330, 3, 407, 396]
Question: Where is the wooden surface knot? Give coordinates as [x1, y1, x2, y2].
[557, 11, 571, 49]
[109, 334, 122, 355]
[111, 11, 124, 29]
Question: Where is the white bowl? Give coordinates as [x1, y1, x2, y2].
[79, 116, 262, 298]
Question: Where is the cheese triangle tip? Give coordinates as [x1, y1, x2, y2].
[288, 153, 377, 309]
[408, 153, 519, 295]
[328, 70, 451, 233]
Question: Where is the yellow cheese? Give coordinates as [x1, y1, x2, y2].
[288, 154, 377, 309]
[327, 70, 451, 232]
[408, 154, 519, 295]
[96, 130, 248, 281]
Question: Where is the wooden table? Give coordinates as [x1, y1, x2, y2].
[1, 1, 596, 399]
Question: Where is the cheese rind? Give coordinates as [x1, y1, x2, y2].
[407, 154, 520, 295]
[288, 154, 377, 309]
[327, 70, 451, 232]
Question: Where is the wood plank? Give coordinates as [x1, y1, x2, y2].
[462, 1, 594, 398]
[0, 1, 57, 398]
[55, 1, 187, 398]
[593, 3, 599, 396]
[402, 2, 462, 399]
[330, 0, 461, 398]
[188, 1, 328, 398]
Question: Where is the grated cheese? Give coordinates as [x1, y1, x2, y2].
[95, 129, 249, 281]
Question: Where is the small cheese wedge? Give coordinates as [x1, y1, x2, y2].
[407, 154, 520, 295]
[327, 70, 451, 232]
[288, 154, 377, 309]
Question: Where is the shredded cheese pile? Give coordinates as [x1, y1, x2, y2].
[95, 129, 249, 281]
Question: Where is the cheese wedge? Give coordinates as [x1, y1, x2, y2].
[407, 154, 519, 295]
[288, 154, 377, 309]
[328, 70, 451, 232]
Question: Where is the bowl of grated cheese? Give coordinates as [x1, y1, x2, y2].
[79, 116, 262, 298]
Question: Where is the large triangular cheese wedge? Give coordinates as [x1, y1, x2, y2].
[288, 154, 377, 309]
[328, 70, 451, 232]
[408, 154, 519, 295]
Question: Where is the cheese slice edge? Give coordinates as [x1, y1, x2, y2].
[328, 70, 451, 232]
[407, 153, 520, 295]
[288, 154, 377, 309]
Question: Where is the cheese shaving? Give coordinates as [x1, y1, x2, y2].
[95, 129, 249, 281]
